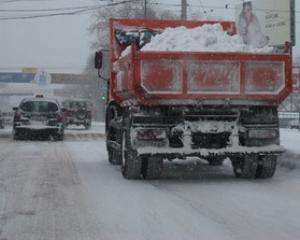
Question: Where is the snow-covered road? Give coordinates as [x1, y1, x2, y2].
[0, 130, 300, 240]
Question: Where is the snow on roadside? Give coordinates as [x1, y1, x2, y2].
[280, 129, 300, 154]
[141, 24, 273, 53]
[279, 129, 300, 170]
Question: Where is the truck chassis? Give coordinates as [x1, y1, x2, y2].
[106, 103, 282, 179]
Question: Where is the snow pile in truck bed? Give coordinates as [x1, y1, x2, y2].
[141, 24, 273, 53]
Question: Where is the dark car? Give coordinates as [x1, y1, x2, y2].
[12, 96, 65, 140]
[0, 111, 4, 129]
[288, 119, 300, 129]
[62, 99, 92, 129]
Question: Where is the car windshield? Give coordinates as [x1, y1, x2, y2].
[20, 101, 58, 113]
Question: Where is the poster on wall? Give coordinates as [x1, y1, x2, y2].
[235, 0, 295, 47]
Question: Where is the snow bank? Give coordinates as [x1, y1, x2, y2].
[141, 24, 273, 53]
[278, 129, 300, 170]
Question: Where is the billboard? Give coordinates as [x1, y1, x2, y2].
[0, 73, 35, 83]
[22, 67, 38, 74]
[235, 0, 295, 47]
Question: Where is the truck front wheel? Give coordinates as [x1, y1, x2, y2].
[231, 155, 258, 179]
[121, 130, 142, 179]
[255, 155, 277, 179]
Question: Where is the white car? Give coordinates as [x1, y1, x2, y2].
[12, 96, 65, 140]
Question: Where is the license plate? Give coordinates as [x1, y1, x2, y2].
[30, 120, 45, 126]
[31, 115, 46, 121]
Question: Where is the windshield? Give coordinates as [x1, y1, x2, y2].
[115, 29, 158, 48]
[20, 101, 59, 113]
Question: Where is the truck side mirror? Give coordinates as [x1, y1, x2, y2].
[95, 51, 103, 69]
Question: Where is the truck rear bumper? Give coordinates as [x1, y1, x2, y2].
[137, 144, 285, 158]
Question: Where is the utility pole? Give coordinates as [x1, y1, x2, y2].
[181, 0, 187, 20]
[144, 0, 147, 18]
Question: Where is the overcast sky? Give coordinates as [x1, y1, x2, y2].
[0, 0, 299, 73]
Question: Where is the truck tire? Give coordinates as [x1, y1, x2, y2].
[255, 155, 277, 179]
[121, 130, 142, 179]
[106, 104, 122, 165]
[13, 129, 26, 140]
[108, 149, 122, 165]
[142, 156, 163, 180]
[107, 130, 122, 165]
[84, 122, 91, 130]
[53, 132, 64, 141]
[231, 155, 258, 179]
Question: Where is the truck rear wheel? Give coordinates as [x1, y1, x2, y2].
[106, 104, 122, 165]
[121, 130, 142, 179]
[13, 129, 25, 140]
[231, 155, 258, 179]
[142, 156, 163, 180]
[53, 132, 64, 141]
[84, 122, 91, 130]
[255, 155, 277, 179]
[107, 129, 122, 165]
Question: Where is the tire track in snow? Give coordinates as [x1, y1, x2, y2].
[0, 141, 103, 240]
[0, 142, 42, 239]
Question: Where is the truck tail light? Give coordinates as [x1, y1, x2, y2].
[135, 128, 166, 141]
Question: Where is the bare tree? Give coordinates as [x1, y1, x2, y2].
[83, 1, 177, 121]
[89, 1, 147, 51]
[157, 9, 179, 20]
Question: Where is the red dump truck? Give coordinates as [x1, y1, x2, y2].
[95, 19, 292, 180]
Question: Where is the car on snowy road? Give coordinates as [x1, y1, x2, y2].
[12, 95, 65, 140]
[288, 119, 300, 129]
[62, 99, 92, 129]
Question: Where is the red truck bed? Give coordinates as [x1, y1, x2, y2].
[110, 19, 292, 106]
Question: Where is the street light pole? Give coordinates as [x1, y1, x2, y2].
[144, 0, 147, 18]
[181, 0, 187, 20]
